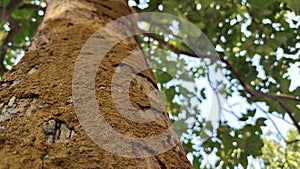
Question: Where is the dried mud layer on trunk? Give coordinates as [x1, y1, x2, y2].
[0, 19, 101, 168]
[0, 0, 193, 168]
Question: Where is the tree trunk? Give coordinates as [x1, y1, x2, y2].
[0, 0, 193, 168]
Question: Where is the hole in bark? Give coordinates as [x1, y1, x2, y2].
[0, 138, 5, 149]
[67, 22, 74, 27]
[20, 93, 39, 99]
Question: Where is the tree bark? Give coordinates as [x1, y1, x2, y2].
[0, 0, 193, 168]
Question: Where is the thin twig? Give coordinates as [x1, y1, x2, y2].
[255, 102, 286, 140]
[205, 65, 222, 123]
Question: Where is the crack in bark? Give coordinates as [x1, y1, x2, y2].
[156, 158, 167, 169]
[41, 119, 74, 167]
[42, 119, 73, 145]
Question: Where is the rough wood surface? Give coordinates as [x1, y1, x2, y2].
[0, 0, 193, 168]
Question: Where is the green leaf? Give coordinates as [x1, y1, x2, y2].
[0, 28, 7, 42]
[275, 32, 289, 44]
[187, 10, 202, 23]
[169, 102, 181, 116]
[245, 135, 264, 156]
[200, 0, 214, 9]
[240, 109, 256, 121]
[280, 78, 291, 93]
[265, 99, 283, 114]
[292, 87, 300, 96]
[256, 117, 267, 127]
[12, 8, 38, 20]
[285, 100, 300, 121]
[240, 152, 248, 168]
[281, 0, 300, 14]
[192, 156, 201, 169]
[162, 0, 180, 15]
[248, 0, 276, 9]
[144, 0, 162, 12]
[165, 86, 176, 101]
[0, 0, 10, 6]
[156, 71, 173, 83]
[173, 119, 188, 134]
[179, 86, 192, 96]
[200, 88, 206, 99]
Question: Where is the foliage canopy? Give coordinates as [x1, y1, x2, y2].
[0, 0, 299, 168]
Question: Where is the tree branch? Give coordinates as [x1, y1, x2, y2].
[18, 3, 43, 10]
[143, 33, 300, 100]
[141, 32, 214, 59]
[1, 0, 22, 20]
[0, 0, 23, 74]
[220, 56, 300, 133]
[141, 32, 300, 134]
[0, 17, 19, 74]
[286, 139, 300, 144]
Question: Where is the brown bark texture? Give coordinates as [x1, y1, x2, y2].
[0, 0, 193, 168]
